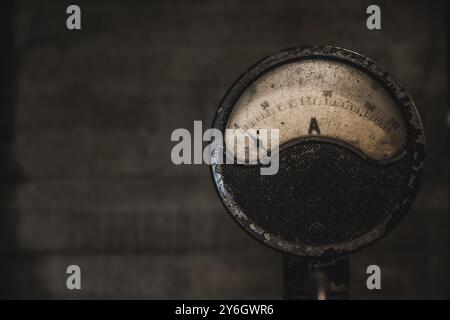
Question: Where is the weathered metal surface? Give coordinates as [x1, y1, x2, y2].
[210, 46, 425, 258]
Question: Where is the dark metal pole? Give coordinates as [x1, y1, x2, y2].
[283, 255, 350, 300]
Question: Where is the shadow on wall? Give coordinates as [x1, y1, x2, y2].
[0, 0, 37, 299]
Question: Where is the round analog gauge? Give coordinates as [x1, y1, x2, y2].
[211, 46, 425, 257]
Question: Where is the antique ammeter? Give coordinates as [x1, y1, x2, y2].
[210, 46, 425, 299]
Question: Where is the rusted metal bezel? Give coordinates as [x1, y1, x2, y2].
[210, 46, 425, 258]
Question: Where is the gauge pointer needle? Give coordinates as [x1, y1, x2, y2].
[239, 128, 268, 154]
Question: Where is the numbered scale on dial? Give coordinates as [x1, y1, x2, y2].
[227, 58, 406, 161]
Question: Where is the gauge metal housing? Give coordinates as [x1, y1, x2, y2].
[210, 46, 425, 257]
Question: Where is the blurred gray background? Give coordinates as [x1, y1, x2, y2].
[0, 0, 447, 299]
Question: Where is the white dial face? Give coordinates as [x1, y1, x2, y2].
[226, 59, 407, 161]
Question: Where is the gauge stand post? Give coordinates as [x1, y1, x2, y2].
[282, 254, 350, 300]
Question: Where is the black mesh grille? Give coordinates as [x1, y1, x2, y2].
[221, 141, 412, 246]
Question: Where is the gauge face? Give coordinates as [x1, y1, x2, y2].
[226, 59, 407, 161]
[212, 47, 425, 257]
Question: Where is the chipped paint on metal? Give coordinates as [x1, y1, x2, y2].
[209, 46, 425, 258]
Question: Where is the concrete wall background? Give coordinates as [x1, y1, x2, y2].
[0, 0, 447, 298]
